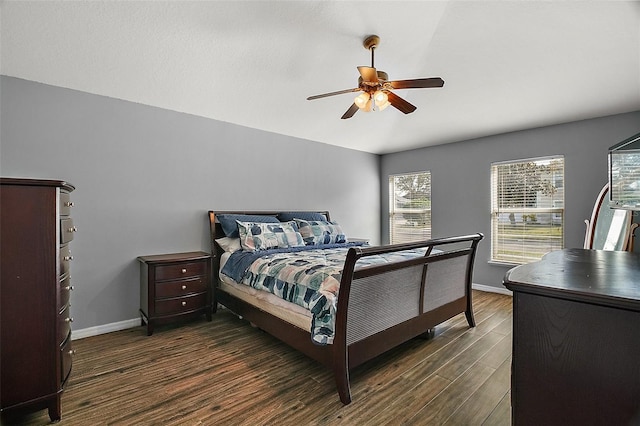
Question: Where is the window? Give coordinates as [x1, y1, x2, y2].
[389, 171, 431, 244]
[491, 156, 564, 264]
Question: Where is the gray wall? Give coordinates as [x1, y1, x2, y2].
[0, 76, 381, 332]
[381, 111, 640, 290]
[3, 75, 639, 332]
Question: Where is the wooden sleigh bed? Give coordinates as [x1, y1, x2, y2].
[208, 210, 483, 404]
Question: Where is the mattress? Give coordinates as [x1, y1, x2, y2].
[219, 252, 312, 331]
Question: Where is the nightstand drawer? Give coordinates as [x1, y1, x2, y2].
[155, 261, 206, 281]
[155, 292, 207, 315]
[155, 277, 206, 298]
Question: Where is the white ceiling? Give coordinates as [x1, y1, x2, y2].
[2, 1, 639, 154]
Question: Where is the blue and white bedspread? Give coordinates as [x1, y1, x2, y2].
[221, 244, 428, 345]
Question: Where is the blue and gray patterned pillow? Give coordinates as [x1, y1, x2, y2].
[294, 219, 347, 245]
[237, 220, 305, 252]
[217, 214, 279, 238]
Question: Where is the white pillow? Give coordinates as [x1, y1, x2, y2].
[215, 237, 242, 253]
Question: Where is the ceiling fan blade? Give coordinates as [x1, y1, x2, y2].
[388, 77, 444, 89]
[307, 88, 361, 100]
[341, 103, 359, 119]
[387, 91, 417, 114]
[357, 66, 379, 83]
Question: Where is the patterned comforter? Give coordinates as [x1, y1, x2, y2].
[221, 245, 428, 345]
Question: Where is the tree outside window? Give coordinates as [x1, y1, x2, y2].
[389, 172, 431, 244]
[491, 157, 564, 264]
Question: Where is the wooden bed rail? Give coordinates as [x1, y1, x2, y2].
[332, 233, 484, 404]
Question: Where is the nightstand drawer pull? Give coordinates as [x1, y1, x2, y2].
[182, 285, 187, 290]
[64, 285, 75, 291]
[69, 349, 77, 356]
[181, 301, 187, 306]
[65, 201, 75, 207]
[65, 317, 74, 323]
[64, 255, 74, 261]
[68, 226, 78, 233]
[181, 268, 187, 274]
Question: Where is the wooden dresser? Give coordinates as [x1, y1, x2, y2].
[138, 251, 212, 335]
[504, 248, 640, 425]
[0, 178, 76, 422]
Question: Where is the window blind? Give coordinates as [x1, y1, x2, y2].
[490, 156, 564, 264]
[389, 171, 431, 244]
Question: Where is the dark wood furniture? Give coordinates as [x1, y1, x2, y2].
[503, 248, 640, 426]
[209, 210, 483, 404]
[138, 251, 212, 336]
[0, 178, 76, 422]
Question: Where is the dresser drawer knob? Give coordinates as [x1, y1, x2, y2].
[69, 349, 77, 356]
[64, 201, 75, 207]
[67, 226, 78, 233]
[181, 301, 187, 306]
[181, 285, 187, 290]
[64, 255, 74, 261]
[65, 317, 74, 323]
[181, 268, 187, 274]
[64, 285, 75, 291]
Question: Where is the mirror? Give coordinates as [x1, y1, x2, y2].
[584, 183, 638, 251]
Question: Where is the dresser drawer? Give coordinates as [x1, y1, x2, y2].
[60, 244, 73, 277]
[58, 304, 72, 345]
[60, 334, 73, 385]
[155, 276, 206, 298]
[58, 274, 73, 313]
[60, 218, 76, 244]
[155, 261, 206, 281]
[59, 192, 74, 217]
[155, 292, 207, 315]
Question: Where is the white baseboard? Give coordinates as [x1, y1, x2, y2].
[472, 283, 512, 296]
[72, 284, 511, 340]
[72, 317, 141, 340]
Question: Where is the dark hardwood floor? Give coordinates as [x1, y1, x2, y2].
[2, 291, 512, 425]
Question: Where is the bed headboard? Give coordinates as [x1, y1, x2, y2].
[207, 210, 331, 283]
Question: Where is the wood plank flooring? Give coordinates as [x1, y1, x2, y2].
[2, 291, 513, 425]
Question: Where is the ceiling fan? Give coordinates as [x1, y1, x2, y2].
[307, 35, 445, 119]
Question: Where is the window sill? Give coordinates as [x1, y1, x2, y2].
[488, 260, 522, 267]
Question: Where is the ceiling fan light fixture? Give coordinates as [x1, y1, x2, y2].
[306, 34, 444, 118]
[373, 90, 388, 106]
[354, 92, 370, 109]
[377, 100, 391, 111]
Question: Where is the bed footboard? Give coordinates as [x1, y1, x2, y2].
[332, 233, 483, 404]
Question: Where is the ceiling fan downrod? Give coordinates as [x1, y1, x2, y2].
[363, 34, 380, 68]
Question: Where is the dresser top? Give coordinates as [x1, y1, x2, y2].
[504, 248, 640, 311]
[1, 177, 75, 192]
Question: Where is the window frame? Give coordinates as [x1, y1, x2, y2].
[389, 171, 432, 244]
[490, 155, 565, 265]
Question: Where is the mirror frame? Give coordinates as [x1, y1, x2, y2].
[584, 183, 638, 251]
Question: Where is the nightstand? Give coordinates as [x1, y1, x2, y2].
[138, 251, 212, 336]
